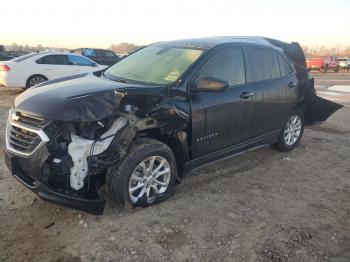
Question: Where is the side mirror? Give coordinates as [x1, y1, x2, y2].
[191, 77, 229, 92]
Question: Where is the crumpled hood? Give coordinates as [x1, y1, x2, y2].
[14, 73, 165, 122]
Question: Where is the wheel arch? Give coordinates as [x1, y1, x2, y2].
[135, 126, 190, 179]
[26, 74, 48, 88]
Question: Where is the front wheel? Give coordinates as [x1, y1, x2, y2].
[106, 138, 177, 209]
[275, 111, 304, 152]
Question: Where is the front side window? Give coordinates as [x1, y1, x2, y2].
[246, 48, 280, 82]
[83, 49, 96, 57]
[194, 47, 245, 89]
[105, 45, 204, 85]
[68, 55, 95, 66]
[37, 55, 68, 65]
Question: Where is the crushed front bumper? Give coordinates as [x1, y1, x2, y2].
[4, 150, 105, 215]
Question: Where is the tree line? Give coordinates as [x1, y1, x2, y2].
[5, 42, 350, 58]
[302, 45, 350, 58]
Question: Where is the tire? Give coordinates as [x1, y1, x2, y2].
[324, 65, 329, 73]
[26, 75, 48, 88]
[106, 138, 177, 209]
[275, 111, 304, 152]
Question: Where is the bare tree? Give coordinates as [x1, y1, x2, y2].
[109, 43, 143, 55]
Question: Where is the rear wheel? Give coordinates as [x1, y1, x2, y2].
[26, 75, 48, 88]
[276, 111, 304, 152]
[106, 138, 177, 209]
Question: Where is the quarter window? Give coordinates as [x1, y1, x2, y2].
[195, 47, 245, 88]
[246, 48, 280, 82]
[277, 53, 292, 76]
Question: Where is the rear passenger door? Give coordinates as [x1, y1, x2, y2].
[36, 54, 74, 80]
[244, 47, 298, 138]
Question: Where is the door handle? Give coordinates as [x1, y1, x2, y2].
[240, 92, 254, 99]
[288, 81, 297, 88]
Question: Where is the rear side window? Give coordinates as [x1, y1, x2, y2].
[68, 55, 95, 66]
[277, 53, 292, 76]
[195, 47, 245, 87]
[103, 50, 117, 57]
[37, 55, 69, 65]
[246, 48, 280, 82]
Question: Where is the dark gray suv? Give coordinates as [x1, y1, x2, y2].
[4, 37, 342, 214]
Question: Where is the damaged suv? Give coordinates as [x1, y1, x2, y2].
[4, 37, 342, 215]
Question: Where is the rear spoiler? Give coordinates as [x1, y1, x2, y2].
[264, 38, 306, 67]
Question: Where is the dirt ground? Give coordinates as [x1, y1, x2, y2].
[0, 72, 349, 262]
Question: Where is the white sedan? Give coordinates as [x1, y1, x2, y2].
[0, 52, 108, 88]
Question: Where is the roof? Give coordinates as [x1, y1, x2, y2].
[156, 36, 281, 50]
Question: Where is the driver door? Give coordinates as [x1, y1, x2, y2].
[190, 47, 256, 158]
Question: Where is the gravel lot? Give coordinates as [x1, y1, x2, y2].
[0, 72, 350, 262]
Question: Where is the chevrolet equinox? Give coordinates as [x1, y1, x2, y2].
[4, 37, 342, 214]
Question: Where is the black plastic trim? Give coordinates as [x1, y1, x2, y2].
[4, 150, 105, 215]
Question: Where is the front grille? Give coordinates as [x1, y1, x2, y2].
[6, 110, 50, 156]
[8, 126, 42, 154]
[13, 111, 48, 129]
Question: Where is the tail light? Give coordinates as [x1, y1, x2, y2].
[0, 64, 10, 72]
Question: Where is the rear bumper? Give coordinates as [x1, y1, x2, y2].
[308, 65, 322, 69]
[4, 149, 106, 215]
[0, 72, 9, 86]
[0, 72, 25, 88]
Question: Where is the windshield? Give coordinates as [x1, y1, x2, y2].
[105, 45, 204, 85]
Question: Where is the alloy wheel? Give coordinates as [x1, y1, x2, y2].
[284, 115, 302, 146]
[128, 156, 171, 204]
[29, 76, 46, 87]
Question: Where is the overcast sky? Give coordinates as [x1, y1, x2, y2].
[1, 0, 349, 48]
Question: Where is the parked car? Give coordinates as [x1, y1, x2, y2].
[0, 45, 12, 61]
[6, 50, 30, 59]
[0, 45, 5, 56]
[0, 52, 108, 88]
[306, 56, 339, 72]
[4, 37, 342, 214]
[71, 48, 120, 66]
[337, 57, 350, 71]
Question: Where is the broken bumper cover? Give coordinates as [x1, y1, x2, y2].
[4, 150, 105, 215]
[306, 95, 343, 123]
